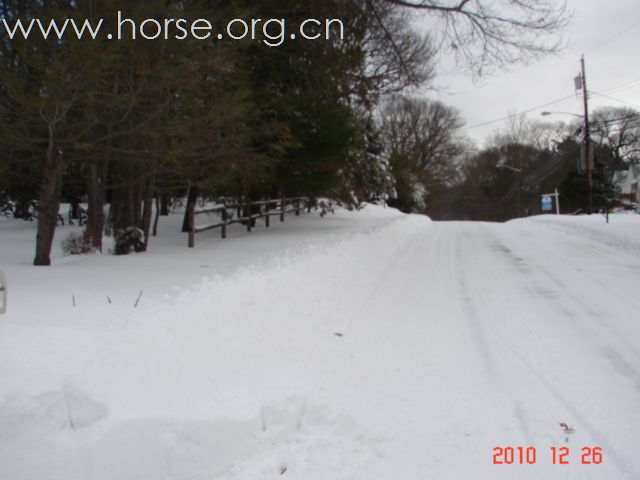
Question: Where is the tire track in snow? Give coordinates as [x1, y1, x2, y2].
[336, 217, 430, 337]
[354, 221, 534, 475]
[488, 229, 640, 364]
[445, 224, 536, 450]
[498, 226, 640, 358]
[476, 226, 640, 478]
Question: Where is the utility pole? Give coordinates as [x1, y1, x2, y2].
[580, 55, 593, 211]
[518, 174, 522, 218]
[518, 155, 522, 218]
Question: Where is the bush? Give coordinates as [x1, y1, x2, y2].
[61, 231, 94, 255]
[113, 227, 145, 255]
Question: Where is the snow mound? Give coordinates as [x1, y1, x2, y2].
[0, 396, 378, 480]
[509, 213, 640, 256]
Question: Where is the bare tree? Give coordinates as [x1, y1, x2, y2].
[358, 1, 437, 95]
[380, 95, 466, 203]
[526, 120, 567, 152]
[0, 26, 87, 265]
[33, 68, 84, 266]
[382, 0, 570, 78]
[591, 107, 640, 165]
[492, 111, 530, 146]
[489, 112, 566, 151]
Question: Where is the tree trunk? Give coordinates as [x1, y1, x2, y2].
[140, 177, 154, 251]
[84, 159, 108, 252]
[160, 193, 170, 216]
[111, 162, 142, 232]
[69, 197, 81, 223]
[128, 170, 142, 228]
[33, 128, 62, 266]
[182, 184, 198, 233]
[152, 195, 160, 236]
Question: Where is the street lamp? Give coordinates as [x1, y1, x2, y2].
[541, 111, 584, 118]
[496, 162, 521, 173]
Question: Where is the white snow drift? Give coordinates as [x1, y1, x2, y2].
[1, 206, 639, 479]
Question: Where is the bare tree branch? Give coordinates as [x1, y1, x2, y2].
[382, 0, 571, 78]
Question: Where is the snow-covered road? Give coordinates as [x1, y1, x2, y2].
[1, 209, 639, 479]
[340, 218, 640, 479]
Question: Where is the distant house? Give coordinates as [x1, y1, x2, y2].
[612, 164, 640, 203]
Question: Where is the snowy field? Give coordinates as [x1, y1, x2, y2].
[1, 206, 639, 479]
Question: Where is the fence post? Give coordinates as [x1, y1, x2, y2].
[265, 201, 270, 228]
[295, 198, 300, 216]
[280, 198, 285, 222]
[246, 203, 252, 232]
[221, 208, 227, 239]
[188, 203, 195, 248]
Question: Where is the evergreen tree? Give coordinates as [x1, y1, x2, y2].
[560, 147, 619, 211]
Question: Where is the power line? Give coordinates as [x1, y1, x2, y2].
[501, 155, 566, 202]
[591, 91, 640, 110]
[463, 77, 640, 133]
[605, 82, 640, 97]
[599, 77, 640, 95]
[464, 94, 576, 130]
[585, 19, 640, 54]
[612, 83, 640, 96]
[596, 113, 640, 124]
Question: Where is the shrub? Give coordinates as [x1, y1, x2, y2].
[113, 227, 145, 255]
[61, 231, 94, 255]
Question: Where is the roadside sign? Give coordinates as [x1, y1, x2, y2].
[541, 189, 561, 214]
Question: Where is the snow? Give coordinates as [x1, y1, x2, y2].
[1, 207, 639, 479]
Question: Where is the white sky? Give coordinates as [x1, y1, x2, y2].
[423, 0, 640, 146]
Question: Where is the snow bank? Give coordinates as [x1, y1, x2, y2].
[509, 212, 640, 256]
[0, 203, 414, 480]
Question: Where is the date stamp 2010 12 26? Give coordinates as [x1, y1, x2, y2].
[493, 446, 603, 465]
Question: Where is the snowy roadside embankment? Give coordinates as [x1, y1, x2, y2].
[0, 205, 430, 480]
[509, 212, 640, 257]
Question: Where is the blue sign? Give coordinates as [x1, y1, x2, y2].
[542, 195, 552, 211]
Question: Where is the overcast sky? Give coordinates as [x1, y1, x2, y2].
[423, 0, 640, 146]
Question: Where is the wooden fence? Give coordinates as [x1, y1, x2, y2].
[188, 197, 308, 247]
